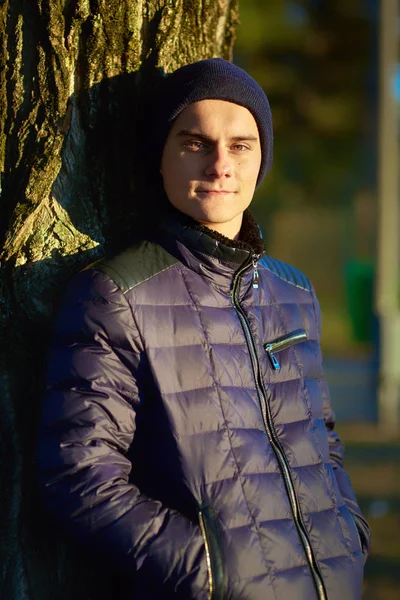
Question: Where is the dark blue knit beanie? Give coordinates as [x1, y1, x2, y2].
[159, 58, 273, 186]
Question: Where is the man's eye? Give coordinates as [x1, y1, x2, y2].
[184, 140, 205, 150]
[232, 144, 248, 152]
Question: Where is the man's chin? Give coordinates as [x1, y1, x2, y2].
[190, 212, 237, 226]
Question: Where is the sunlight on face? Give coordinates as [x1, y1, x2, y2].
[160, 99, 262, 239]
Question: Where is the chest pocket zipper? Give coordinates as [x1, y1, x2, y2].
[263, 329, 308, 370]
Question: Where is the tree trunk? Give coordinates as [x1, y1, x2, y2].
[0, 2, 239, 598]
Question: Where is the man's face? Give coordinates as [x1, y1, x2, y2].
[160, 99, 262, 239]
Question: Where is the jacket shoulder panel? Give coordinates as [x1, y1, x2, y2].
[260, 255, 311, 292]
[95, 241, 179, 294]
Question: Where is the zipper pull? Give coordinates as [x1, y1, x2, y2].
[264, 347, 281, 370]
[252, 256, 259, 289]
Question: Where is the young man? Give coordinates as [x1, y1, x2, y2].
[37, 59, 370, 600]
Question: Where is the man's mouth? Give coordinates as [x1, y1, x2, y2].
[196, 189, 236, 194]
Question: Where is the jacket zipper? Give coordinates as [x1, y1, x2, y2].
[252, 254, 261, 288]
[231, 255, 327, 600]
[263, 329, 308, 370]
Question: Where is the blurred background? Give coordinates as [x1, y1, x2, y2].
[235, 1, 400, 598]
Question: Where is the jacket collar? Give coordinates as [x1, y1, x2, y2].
[156, 205, 265, 262]
[153, 206, 266, 290]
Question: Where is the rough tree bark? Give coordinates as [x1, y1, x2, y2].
[0, 2, 239, 598]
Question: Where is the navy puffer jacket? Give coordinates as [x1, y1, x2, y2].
[37, 211, 370, 600]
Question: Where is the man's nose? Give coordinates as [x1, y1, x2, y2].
[204, 145, 233, 178]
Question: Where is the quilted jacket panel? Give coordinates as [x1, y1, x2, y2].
[37, 217, 370, 600]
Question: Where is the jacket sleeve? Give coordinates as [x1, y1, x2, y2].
[310, 285, 371, 563]
[37, 268, 208, 598]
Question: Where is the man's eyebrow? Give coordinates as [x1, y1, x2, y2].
[176, 129, 258, 143]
